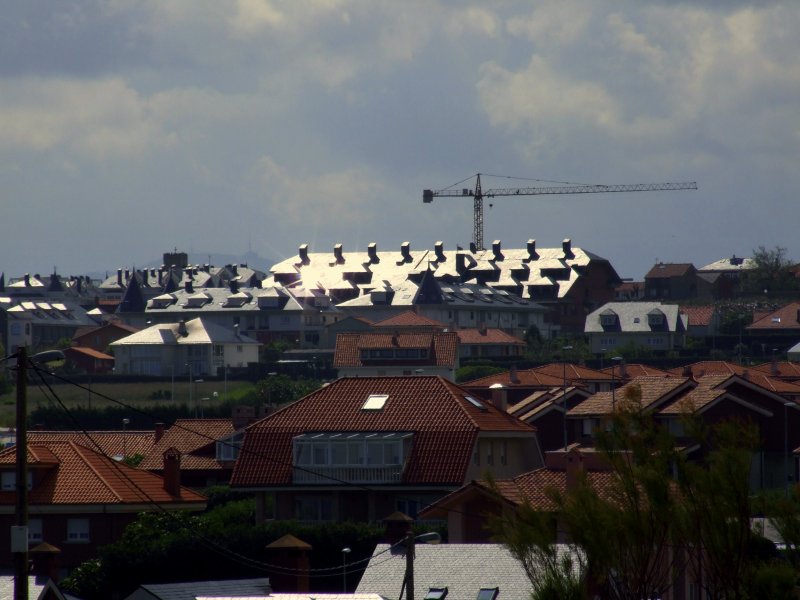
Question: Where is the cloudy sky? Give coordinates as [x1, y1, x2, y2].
[1, 1, 798, 281]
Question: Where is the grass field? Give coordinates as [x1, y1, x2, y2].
[0, 379, 255, 428]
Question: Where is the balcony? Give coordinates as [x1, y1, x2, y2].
[293, 464, 403, 485]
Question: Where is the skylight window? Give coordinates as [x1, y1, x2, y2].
[477, 588, 499, 600]
[464, 395, 487, 411]
[362, 394, 389, 410]
[425, 588, 448, 600]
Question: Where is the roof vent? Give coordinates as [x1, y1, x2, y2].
[492, 240, 503, 261]
[434, 241, 445, 262]
[400, 242, 411, 262]
[367, 242, 379, 263]
[333, 243, 344, 264]
[177, 320, 188, 337]
[562, 238, 574, 259]
[526, 239, 538, 261]
[298, 244, 309, 265]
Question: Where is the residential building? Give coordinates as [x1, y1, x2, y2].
[123, 577, 271, 600]
[697, 255, 756, 299]
[456, 325, 526, 361]
[0, 296, 97, 355]
[138, 419, 239, 488]
[584, 301, 688, 354]
[644, 263, 698, 300]
[461, 367, 567, 406]
[507, 386, 593, 452]
[231, 376, 542, 523]
[110, 317, 260, 377]
[747, 302, 800, 338]
[27, 430, 157, 462]
[679, 305, 719, 339]
[0, 441, 206, 570]
[268, 239, 620, 335]
[333, 331, 459, 378]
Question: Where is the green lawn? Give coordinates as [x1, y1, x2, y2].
[0, 379, 254, 428]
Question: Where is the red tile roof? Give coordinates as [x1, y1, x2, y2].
[568, 377, 693, 416]
[457, 328, 525, 346]
[533, 363, 613, 382]
[747, 303, 800, 331]
[373, 311, 447, 328]
[232, 376, 535, 488]
[658, 376, 729, 415]
[752, 361, 800, 378]
[333, 332, 458, 368]
[645, 263, 695, 279]
[464, 369, 565, 389]
[0, 441, 206, 506]
[63, 346, 115, 360]
[139, 419, 235, 471]
[599, 363, 674, 379]
[29, 430, 156, 459]
[667, 361, 800, 395]
[679, 305, 716, 327]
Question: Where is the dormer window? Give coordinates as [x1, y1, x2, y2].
[600, 310, 617, 327]
[648, 310, 665, 327]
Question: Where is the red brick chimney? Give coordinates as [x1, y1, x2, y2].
[266, 534, 312, 592]
[565, 448, 585, 490]
[154, 422, 165, 443]
[383, 511, 414, 546]
[163, 447, 181, 496]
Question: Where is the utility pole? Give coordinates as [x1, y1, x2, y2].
[405, 531, 415, 600]
[14, 348, 28, 600]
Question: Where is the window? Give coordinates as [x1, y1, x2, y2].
[500, 440, 507, 466]
[425, 588, 448, 600]
[472, 441, 480, 466]
[486, 441, 494, 466]
[28, 518, 42, 543]
[600, 312, 617, 326]
[582, 418, 598, 436]
[1, 471, 31, 490]
[295, 496, 333, 521]
[477, 588, 499, 600]
[213, 345, 224, 357]
[67, 518, 90, 542]
[236, 345, 243, 352]
[362, 394, 389, 410]
[216, 432, 243, 461]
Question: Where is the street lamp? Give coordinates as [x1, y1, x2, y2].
[610, 356, 623, 412]
[562, 345, 573, 451]
[341, 546, 351, 592]
[404, 531, 442, 600]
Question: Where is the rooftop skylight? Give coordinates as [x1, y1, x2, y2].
[362, 394, 389, 410]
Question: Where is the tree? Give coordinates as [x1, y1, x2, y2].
[742, 245, 799, 296]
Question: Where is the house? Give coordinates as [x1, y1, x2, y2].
[461, 367, 567, 406]
[679, 305, 719, 339]
[507, 386, 593, 452]
[110, 316, 260, 377]
[71, 320, 139, 353]
[614, 281, 644, 301]
[747, 303, 800, 338]
[0, 441, 206, 571]
[28, 429, 157, 461]
[142, 282, 341, 349]
[584, 301, 688, 354]
[644, 263, 698, 300]
[62, 346, 115, 374]
[138, 419, 239, 488]
[230, 376, 542, 523]
[1, 296, 97, 357]
[569, 374, 800, 490]
[333, 331, 459, 378]
[697, 255, 756, 299]
[667, 361, 800, 401]
[456, 326, 526, 361]
[356, 541, 538, 599]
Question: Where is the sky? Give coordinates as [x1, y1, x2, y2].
[1, 1, 798, 282]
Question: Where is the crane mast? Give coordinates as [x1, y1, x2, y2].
[423, 173, 698, 251]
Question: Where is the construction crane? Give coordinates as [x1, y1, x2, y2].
[423, 173, 698, 251]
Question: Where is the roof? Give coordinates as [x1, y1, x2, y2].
[532, 363, 612, 382]
[231, 376, 535, 488]
[333, 332, 458, 368]
[645, 263, 695, 279]
[111, 317, 259, 346]
[0, 441, 206, 506]
[124, 578, 271, 600]
[585, 302, 687, 334]
[356, 543, 536, 600]
[747, 303, 800, 331]
[599, 363, 674, 379]
[679, 305, 716, 327]
[463, 368, 565, 389]
[457, 328, 525, 346]
[668, 361, 800, 395]
[372, 311, 447, 328]
[28, 430, 156, 459]
[698, 256, 756, 272]
[139, 419, 235, 471]
[63, 346, 115, 360]
[568, 376, 694, 417]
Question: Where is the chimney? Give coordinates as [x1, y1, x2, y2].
[492, 240, 503, 261]
[510, 364, 520, 385]
[229, 279, 239, 293]
[124, 269, 130, 282]
[383, 511, 414, 546]
[434, 241, 446, 262]
[30, 542, 61, 584]
[456, 251, 466, 273]
[478, 321, 487, 335]
[400, 241, 411, 262]
[163, 447, 181, 496]
[116, 269, 122, 286]
[681, 365, 692, 378]
[333, 243, 344, 264]
[298, 244, 309, 265]
[565, 448, 584, 490]
[232, 405, 256, 430]
[177, 319, 188, 337]
[469, 242, 477, 253]
[266, 534, 312, 592]
[154, 422, 165, 443]
[367, 242, 378, 263]
[772, 354, 779, 376]
[184, 279, 194, 293]
[490, 384, 508, 412]
[141, 269, 148, 287]
[527, 239, 538, 260]
[562, 239, 574, 259]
